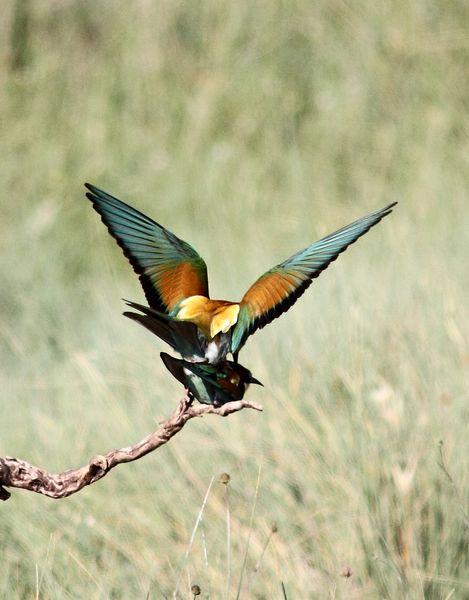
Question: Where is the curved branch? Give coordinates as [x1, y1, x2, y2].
[0, 396, 262, 501]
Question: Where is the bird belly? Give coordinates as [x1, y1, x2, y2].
[205, 341, 220, 363]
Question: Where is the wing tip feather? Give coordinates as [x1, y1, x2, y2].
[233, 201, 397, 353]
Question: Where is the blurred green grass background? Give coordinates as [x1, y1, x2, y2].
[1, 1, 468, 598]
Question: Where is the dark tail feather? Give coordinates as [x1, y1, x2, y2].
[124, 311, 177, 350]
[123, 299, 204, 358]
[123, 300, 168, 320]
[160, 352, 187, 386]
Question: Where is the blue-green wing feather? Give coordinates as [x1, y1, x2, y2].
[84, 183, 209, 313]
[231, 202, 397, 353]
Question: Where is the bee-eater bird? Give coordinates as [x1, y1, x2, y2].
[122, 300, 262, 403]
[160, 352, 262, 406]
[85, 183, 396, 363]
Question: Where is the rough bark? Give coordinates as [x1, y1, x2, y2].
[0, 396, 262, 501]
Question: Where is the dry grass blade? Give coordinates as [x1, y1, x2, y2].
[437, 441, 469, 529]
[172, 476, 215, 599]
[235, 465, 262, 599]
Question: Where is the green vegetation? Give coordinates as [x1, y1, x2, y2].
[1, 1, 468, 597]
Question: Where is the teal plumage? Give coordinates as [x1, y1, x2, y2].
[160, 352, 262, 406]
[230, 202, 396, 353]
[85, 183, 209, 314]
[124, 302, 262, 405]
[84, 182, 396, 364]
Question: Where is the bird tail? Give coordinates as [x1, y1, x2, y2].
[160, 352, 188, 387]
[123, 300, 204, 358]
[124, 308, 177, 350]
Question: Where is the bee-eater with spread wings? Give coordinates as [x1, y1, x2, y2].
[85, 183, 396, 363]
[121, 299, 263, 404]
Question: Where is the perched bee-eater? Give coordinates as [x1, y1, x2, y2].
[123, 300, 262, 403]
[160, 352, 262, 406]
[85, 183, 396, 363]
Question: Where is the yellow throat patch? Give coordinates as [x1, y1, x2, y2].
[176, 296, 240, 338]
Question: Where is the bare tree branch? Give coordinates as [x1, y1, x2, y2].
[0, 396, 262, 502]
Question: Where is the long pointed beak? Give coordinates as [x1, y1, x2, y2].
[249, 377, 263, 386]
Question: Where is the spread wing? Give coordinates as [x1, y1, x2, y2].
[231, 202, 397, 353]
[84, 183, 209, 313]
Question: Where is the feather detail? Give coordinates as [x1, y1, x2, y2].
[84, 183, 209, 313]
[210, 304, 240, 337]
[122, 300, 204, 359]
[176, 296, 240, 339]
[231, 202, 397, 353]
